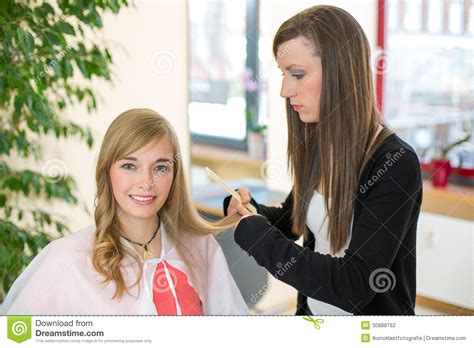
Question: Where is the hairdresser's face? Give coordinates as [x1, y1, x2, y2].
[277, 36, 323, 123]
[110, 137, 174, 223]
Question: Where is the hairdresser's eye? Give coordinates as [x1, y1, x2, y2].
[154, 165, 169, 174]
[121, 163, 135, 170]
[291, 73, 305, 80]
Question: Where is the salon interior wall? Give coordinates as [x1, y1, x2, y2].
[263, 0, 378, 193]
[39, 0, 189, 232]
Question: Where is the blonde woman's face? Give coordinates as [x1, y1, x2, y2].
[277, 36, 323, 123]
[109, 137, 175, 222]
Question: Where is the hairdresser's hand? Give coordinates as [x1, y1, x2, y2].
[227, 187, 257, 232]
[227, 187, 253, 216]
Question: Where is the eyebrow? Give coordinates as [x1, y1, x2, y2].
[278, 64, 305, 70]
[120, 157, 173, 163]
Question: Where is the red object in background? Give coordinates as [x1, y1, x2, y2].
[420, 161, 474, 181]
[376, 0, 386, 112]
[431, 160, 452, 187]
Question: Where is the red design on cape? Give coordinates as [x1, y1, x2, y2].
[152, 261, 202, 315]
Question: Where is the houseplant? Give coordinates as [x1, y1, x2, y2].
[431, 134, 471, 187]
[0, 0, 129, 300]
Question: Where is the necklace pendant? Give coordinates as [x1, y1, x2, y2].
[143, 250, 154, 260]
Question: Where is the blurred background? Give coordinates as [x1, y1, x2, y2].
[1, 0, 472, 315]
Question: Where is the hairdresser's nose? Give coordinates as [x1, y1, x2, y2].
[139, 170, 155, 191]
[280, 77, 296, 98]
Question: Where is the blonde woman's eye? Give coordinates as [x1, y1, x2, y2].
[155, 165, 169, 173]
[121, 163, 135, 170]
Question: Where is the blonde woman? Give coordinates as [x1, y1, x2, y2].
[1, 108, 248, 315]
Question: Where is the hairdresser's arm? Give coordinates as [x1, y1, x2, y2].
[231, 151, 421, 312]
[223, 189, 300, 241]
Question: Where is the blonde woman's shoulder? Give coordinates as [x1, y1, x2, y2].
[48, 224, 96, 256]
[180, 232, 223, 259]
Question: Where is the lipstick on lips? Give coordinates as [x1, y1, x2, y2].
[292, 104, 302, 111]
[129, 194, 157, 206]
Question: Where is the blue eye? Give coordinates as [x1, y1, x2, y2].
[121, 163, 135, 170]
[155, 165, 169, 173]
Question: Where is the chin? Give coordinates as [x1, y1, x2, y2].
[125, 204, 160, 218]
[130, 211, 160, 220]
[299, 114, 319, 123]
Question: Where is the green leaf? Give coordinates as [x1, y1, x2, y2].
[40, 2, 55, 15]
[63, 59, 73, 77]
[76, 59, 89, 78]
[0, 0, 131, 302]
[57, 21, 75, 36]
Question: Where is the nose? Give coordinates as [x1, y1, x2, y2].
[280, 78, 297, 99]
[139, 170, 156, 191]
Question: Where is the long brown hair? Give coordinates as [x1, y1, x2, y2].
[93, 108, 240, 299]
[273, 5, 392, 253]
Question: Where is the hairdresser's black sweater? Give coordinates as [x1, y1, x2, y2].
[223, 134, 422, 315]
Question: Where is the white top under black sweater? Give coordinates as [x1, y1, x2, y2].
[306, 192, 353, 315]
[223, 133, 422, 315]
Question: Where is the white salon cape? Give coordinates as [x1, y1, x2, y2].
[306, 192, 353, 315]
[0, 224, 249, 315]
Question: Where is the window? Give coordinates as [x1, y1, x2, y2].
[188, 0, 266, 149]
[383, 0, 474, 174]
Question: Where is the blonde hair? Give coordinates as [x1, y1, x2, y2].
[93, 108, 240, 299]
